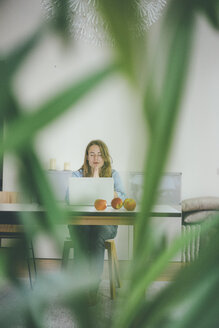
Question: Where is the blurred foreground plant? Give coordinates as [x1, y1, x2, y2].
[0, 0, 219, 327]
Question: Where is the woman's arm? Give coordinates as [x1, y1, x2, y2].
[72, 169, 83, 178]
[112, 170, 126, 201]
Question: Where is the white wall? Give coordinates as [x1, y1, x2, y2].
[1, 1, 219, 259]
[167, 17, 219, 199]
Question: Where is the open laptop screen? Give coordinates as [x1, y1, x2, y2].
[68, 177, 114, 206]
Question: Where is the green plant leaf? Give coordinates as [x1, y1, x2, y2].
[1, 1, 219, 327]
[197, 0, 219, 29]
[129, 219, 219, 328]
[112, 1, 196, 327]
[0, 62, 119, 160]
[113, 215, 219, 328]
[98, 0, 146, 83]
[50, 0, 73, 38]
[136, 0, 195, 253]
[18, 148, 67, 238]
[0, 27, 42, 111]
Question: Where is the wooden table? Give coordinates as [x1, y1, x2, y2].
[0, 203, 181, 225]
[0, 204, 182, 272]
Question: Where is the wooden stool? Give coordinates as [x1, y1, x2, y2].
[62, 238, 121, 299]
[104, 239, 122, 299]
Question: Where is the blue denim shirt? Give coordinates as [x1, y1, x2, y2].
[66, 169, 126, 203]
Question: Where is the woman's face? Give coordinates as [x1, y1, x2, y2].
[87, 144, 104, 170]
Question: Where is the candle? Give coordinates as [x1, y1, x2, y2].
[64, 162, 70, 171]
[49, 158, 56, 170]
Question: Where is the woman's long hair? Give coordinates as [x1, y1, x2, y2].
[81, 140, 112, 177]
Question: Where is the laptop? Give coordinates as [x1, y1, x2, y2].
[68, 177, 114, 206]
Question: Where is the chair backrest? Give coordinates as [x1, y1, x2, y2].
[0, 191, 19, 204]
[47, 170, 73, 202]
[128, 172, 182, 205]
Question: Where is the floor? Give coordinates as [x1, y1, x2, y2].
[34, 258, 184, 281]
[0, 260, 185, 328]
[0, 279, 171, 328]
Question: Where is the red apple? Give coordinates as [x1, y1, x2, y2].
[94, 199, 107, 211]
[111, 197, 123, 209]
[123, 198, 136, 211]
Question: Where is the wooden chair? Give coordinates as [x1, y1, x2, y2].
[62, 237, 121, 299]
[0, 191, 21, 246]
[0, 191, 19, 204]
[0, 191, 36, 288]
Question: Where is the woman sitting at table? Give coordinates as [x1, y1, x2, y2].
[67, 139, 126, 303]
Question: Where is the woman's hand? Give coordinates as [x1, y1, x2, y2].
[114, 191, 118, 198]
[92, 166, 100, 177]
